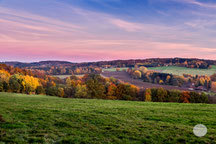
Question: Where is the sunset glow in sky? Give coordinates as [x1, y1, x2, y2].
[0, 0, 216, 62]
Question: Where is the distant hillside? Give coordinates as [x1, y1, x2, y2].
[1, 61, 74, 67]
[1, 57, 216, 70]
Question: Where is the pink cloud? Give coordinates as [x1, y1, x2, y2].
[0, 4, 216, 62]
[109, 18, 144, 32]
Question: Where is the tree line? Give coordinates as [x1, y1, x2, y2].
[0, 64, 210, 103]
[127, 66, 216, 92]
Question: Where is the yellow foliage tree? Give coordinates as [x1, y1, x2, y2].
[0, 70, 10, 82]
[21, 75, 40, 94]
[139, 66, 148, 73]
[159, 80, 164, 84]
[145, 88, 152, 102]
[57, 87, 65, 97]
[133, 70, 142, 79]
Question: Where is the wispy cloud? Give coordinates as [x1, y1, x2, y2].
[0, 0, 216, 61]
[108, 18, 144, 32]
[168, 0, 216, 8]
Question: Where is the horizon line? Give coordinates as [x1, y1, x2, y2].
[1, 57, 215, 64]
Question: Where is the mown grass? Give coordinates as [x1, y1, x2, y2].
[148, 65, 216, 76]
[102, 67, 129, 72]
[51, 74, 84, 79]
[0, 92, 216, 144]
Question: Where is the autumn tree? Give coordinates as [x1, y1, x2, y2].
[0, 70, 10, 92]
[139, 66, 148, 73]
[145, 88, 152, 102]
[85, 74, 105, 99]
[107, 84, 117, 97]
[133, 70, 142, 79]
[75, 84, 88, 98]
[57, 87, 64, 97]
[211, 82, 216, 91]
[156, 88, 167, 102]
[21, 75, 40, 94]
[210, 73, 216, 81]
[180, 91, 190, 103]
[167, 90, 181, 102]
[9, 74, 23, 93]
[36, 86, 45, 95]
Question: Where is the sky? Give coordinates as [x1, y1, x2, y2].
[0, 0, 216, 62]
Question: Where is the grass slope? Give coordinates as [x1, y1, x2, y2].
[51, 74, 84, 79]
[102, 67, 129, 72]
[102, 66, 216, 76]
[148, 65, 216, 76]
[0, 92, 216, 144]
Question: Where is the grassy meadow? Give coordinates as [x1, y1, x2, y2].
[51, 74, 84, 79]
[148, 65, 216, 76]
[102, 65, 216, 76]
[102, 67, 129, 72]
[0, 93, 216, 143]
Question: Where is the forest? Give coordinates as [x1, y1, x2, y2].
[0, 64, 211, 104]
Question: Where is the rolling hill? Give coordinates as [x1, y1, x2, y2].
[0, 92, 215, 143]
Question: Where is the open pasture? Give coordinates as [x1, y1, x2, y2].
[0, 92, 215, 143]
[148, 66, 216, 76]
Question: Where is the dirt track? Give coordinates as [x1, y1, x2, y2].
[102, 71, 190, 91]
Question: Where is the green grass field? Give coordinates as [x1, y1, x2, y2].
[0, 93, 216, 143]
[51, 74, 84, 79]
[102, 66, 216, 76]
[102, 67, 129, 72]
[51, 75, 71, 79]
[148, 65, 216, 76]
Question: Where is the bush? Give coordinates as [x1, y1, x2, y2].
[46, 86, 59, 96]
[200, 93, 209, 103]
[189, 92, 209, 103]
[36, 86, 45, 95]
[64, 87, 76, 98]
[107, 96, 117, 100]
[167, 90, 181, 102]
[151, 88, 158, 102]
[122, 94, 133, 101]
[189, 92, 200, 103]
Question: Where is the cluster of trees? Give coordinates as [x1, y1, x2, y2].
[0, 63, 212, 104]
[44, 66, 102, 75]
[43, 74, 209, 103]
[142, 88, 208, 103]
[128, 66, 216, 91]
[46, 74, 140, 101]
[0, 64, 63, 95]
[0, 68, 210, 103]
[0, 70, 41, 94]
[127, 67, 187, 87]
[176, 60, 210, 69]
[185, 74, 211, 88]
